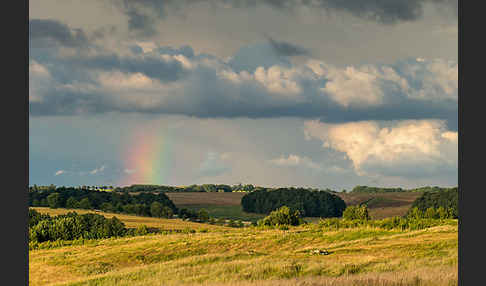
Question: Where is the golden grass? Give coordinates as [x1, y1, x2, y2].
[29, 218, 457, 286]
[31, 207, 228, 231]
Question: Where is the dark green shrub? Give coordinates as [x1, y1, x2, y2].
[197, 209, 209, 222]
[258, 206, 302, 226]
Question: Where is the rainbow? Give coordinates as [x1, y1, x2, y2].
[121, 123, 173, 186]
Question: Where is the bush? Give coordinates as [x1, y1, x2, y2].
[258, 206, 302, 227]
[343, 205, 370, 220]
[29, 212, 129, 243]
[134, 225, 149, 236]
[197, 209, 209, 222]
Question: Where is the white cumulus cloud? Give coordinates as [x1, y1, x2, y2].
[304, 119, 457, 178]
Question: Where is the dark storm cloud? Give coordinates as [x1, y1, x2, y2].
[29, 19, 90, 48]
[109, 0, 457, 36]
[236, 0, 457, 23]
[29, 57, 458, 131]
[111, 0, 171, 37]
[29, 19, 192, 84]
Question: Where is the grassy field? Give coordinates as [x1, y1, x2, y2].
[178, 204, 265, 222]
[29, 215, 458, 286]
[165, 192, 264, 222]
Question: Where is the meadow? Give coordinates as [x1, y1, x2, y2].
[29, 211, 457, 286]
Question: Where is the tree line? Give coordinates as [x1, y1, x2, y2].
[241, 188, 346, 217]
[407, 187, 458, 218]
[350, 185, 457, 194]
[29, 187, 178, 218]
[110, 184, 335, 194]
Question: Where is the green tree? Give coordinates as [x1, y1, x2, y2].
[150, 202, 163, 218]
[79, 197, 92, 209]
[162, 206, 173, 218]
[425, 207, 438, 219]
[66, 197, 79, 209]
[197, 209, 209, 222]
[437, 206, 448, 219]
[258, 206, 302, 226]
[356, 205, 370, 220]
[343, 205, 370, 220]
[47, 193, 61, 209]
[407, 207, 424, 219]
[100, 202, 114, 213]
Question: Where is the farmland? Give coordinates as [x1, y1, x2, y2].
[164, 191, 424, 221]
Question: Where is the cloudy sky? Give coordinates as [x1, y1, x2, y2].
[29, 0, 458, 190]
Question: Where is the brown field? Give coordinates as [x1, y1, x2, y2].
[166, 192, 247, 206]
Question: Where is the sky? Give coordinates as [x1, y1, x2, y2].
[29, 0, 458, 190]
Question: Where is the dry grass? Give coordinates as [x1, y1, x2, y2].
[31, 207, 228, 231]
[29, 219, 457, 286]
[188, 266, 457, 286]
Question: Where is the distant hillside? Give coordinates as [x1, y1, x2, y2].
[350, 185, 457, 194]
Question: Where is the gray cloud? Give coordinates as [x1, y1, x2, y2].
[29, 19, 89, 48]
[264, 35, 311, 57]
[29, 20, 192, 84]
[29, 35, 457, 130]
[108, 0, 457, 36]
[111, 0, 171, 37]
